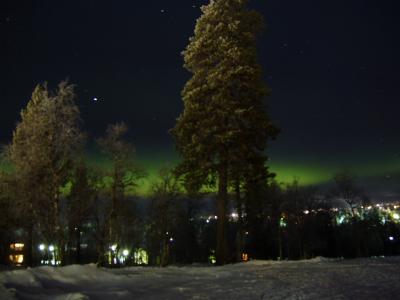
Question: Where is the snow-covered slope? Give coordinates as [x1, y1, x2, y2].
[1, 257, 400, 299]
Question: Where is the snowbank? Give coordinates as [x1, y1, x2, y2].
[1, 257, 400, 299]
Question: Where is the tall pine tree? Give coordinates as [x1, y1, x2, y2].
[10, 81, 83, 265]
[172, 0, 278, 265]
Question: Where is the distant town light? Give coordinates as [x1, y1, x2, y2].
[389, 236, 394, 241]
[39, 244, 45, 251]
[48, 245, 55, 252]
[169, 237, 174, 242]
[122, 249, 129, 257]
[280, 217, 287, 228]
[303, 210, 310, 215]
[209, 254, 216, 264]
[337, 215, 346, 225]
[133, 248, 149, 265]
[393, 213, 400, 220]
[111, 244, 117, 252]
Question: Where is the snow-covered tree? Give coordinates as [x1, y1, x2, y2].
[171, 0, 278, 264]
[10, 81, 83, 265]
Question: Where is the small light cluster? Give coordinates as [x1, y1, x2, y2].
[38, 244, 60, 266]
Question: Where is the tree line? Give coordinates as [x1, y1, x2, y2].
[0, 0, 399, 267]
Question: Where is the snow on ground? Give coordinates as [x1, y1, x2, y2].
[1, 257, 400, 300]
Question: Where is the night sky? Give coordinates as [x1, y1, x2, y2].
[1, 1, 399, 199]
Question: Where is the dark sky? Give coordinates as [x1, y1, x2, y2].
[1, 0, 399, 199]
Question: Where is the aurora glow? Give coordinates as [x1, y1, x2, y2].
[81, 145, 400, 197]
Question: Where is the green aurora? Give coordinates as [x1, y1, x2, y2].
[87, 146, 400, 196]
[2, 146, 399, 197]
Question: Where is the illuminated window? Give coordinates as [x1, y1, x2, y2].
[10, 243, 25, 251]
[9, 254, 24, 265]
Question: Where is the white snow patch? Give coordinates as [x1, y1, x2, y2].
[0, 257, 399, 299]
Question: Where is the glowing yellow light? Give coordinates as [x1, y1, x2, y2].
[10, 243, 24, 251]
[393, 213, 400, 220]
[280, 217, 287, 228]
[209, 254, 216, 264]
[122, 249, 129, 256]
[134, 249, 149, 265]
[9, 254, 24, 264]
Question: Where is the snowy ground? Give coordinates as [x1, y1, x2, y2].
[1, 257, 400, 300]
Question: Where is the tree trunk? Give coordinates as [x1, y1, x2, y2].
[54, 192, 65, 266]
[216, 164, 228, 265]
[75, 226, 81, 264]
[97, 242, 106, 267]
[108, 168, 118, 265]
[25, 223, 34, 267]
[235, 180, 244, 262]
[161, 238, 169, 267]
[278, 223, 282, 260]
